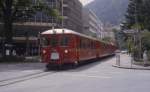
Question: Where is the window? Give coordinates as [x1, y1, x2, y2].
[60, 36, 69, 46]
[41, 37, 50, 46]
[50, 35, 58, 47]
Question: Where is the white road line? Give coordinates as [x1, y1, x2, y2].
[60, 74, 112, 79]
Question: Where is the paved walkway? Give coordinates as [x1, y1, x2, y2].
[113, 54, 150, 70]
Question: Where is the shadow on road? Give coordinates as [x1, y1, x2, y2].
[0, 63, 46, 72]
[0, 55, 115, 72]
[48, 55, 115, 72]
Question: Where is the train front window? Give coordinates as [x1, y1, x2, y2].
[41, 37, 50, 46]
[50, 35, 58, 47]
[60, 36, 69, 46]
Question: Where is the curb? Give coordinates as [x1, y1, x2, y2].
[112, 65, 150, 70]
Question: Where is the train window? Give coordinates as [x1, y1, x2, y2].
[82, 39, 86, 49]
[41, 37, 50, 46]
[90, 41, 92, 49]
[50, 35, 58, 47]
[60, 36, 69, 46]
[103, 43, 106, 49]
[91, 41, 95, 49]
[79, 39, 82, 48]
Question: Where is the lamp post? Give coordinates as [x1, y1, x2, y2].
[61, 0, 64, 28]
[25, 31, 29, 56]
[38, 32, 41, 57]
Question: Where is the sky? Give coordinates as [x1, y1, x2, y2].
[79, 0, 94, 6]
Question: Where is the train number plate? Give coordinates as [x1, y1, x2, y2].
[51, 52, 59, 60]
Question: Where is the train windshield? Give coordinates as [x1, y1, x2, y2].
[41, 35, 69, 47]
[41, 37, 50, 46]
[50, 35, 58, 47]
[60, 36, 69, 46]
[41, 35, 58, 47]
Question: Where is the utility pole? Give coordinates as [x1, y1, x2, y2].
[38, 32, 41, 58]
[2, 27, 5, 56]
[61, 0, 64, 28]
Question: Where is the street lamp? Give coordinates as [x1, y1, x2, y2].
[61, 0, 64, 28]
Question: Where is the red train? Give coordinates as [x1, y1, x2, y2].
[41, 28, 117, 69]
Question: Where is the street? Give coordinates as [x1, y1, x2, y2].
[0, 54, 150, 92]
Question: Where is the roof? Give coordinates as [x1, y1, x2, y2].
[41, 28, 112, 45]
[41, 28, 98, 40]
[41, 28, 80, 35]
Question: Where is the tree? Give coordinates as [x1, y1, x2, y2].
[102, 37, 112, 43]
[142, 31, 150, 51]
[141, 31, 150, 61]
[0, 0, 60, 56]
[126, 36, 135, 55]
[124, 0, 150, 31]
[113, 29, 127, 50]
[143, 0, 150, 30]
[123, 0, 150, 60]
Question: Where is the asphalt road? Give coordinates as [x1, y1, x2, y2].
[0, 54, 150, 92]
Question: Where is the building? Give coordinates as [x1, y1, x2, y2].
[102, 23, 115, 41]
[82, 8, 103, 38]
[0, 0, 83, 56]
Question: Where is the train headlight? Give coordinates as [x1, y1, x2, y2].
[64, 50, 68, 54]
[42, 50, 46, 54]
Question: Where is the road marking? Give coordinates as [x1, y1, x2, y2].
[60, 73, 112, 79]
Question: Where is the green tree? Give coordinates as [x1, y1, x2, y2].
[141, 31, 150, 60]
[0, 0, 61, 55]
[143, 0, 150, 30]
[113, 29, 127, 49]
[124, 0, 144, 29]
[0, 0, 59, 43]
[126, 36, 135, 54]
[102, 37, 112, 43]
[124, 0, 150, 31]
[142, 31, 150, 51]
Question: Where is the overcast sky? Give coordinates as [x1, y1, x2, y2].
[79, 0, 94, 6]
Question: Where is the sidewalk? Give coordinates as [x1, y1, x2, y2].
[25, 56, 41, 62]
[112, 54, 150, 70]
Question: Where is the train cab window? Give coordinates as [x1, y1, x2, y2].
[50, 35, 58, 47]
[60, 36, 69, 46]
[41, 37, 50, 46]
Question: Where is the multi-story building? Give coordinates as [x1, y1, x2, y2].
[82, 8, 103, 38]
[103, 23, 115, 40]
[0, 0, 83, 56]
[62, 0, 83, 33]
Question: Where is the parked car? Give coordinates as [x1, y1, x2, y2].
[121, 50, 127, 54]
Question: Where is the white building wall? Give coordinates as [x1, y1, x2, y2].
[82, 8, 103, 39]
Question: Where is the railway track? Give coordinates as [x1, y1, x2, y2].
[0, 71, 56, 87]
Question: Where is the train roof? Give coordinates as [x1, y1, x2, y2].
[41, 28, 114, 45]
[42, 28, 97, 40]
[42, 28, 80, 35]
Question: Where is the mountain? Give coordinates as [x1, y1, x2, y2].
[86, 0, 129, 25]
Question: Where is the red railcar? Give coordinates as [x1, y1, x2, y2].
[41, 28, 117, 69]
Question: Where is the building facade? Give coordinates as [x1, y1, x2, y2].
[102, 23, 115, 41]
[0, 0, 83, 56]
[82, 8, 103, 39]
